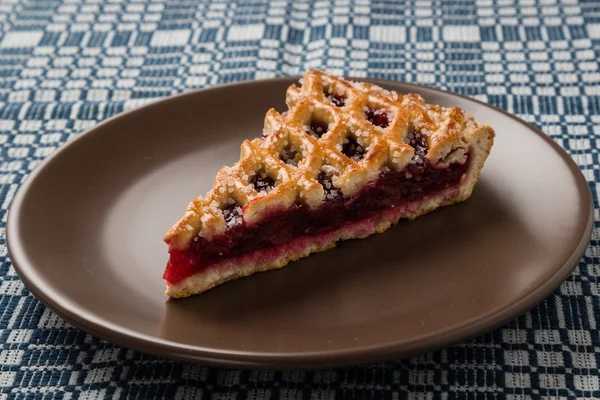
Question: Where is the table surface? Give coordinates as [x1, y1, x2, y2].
[1, 0, 599, 398]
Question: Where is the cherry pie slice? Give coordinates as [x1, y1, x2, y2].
[163, 70, 495, 298]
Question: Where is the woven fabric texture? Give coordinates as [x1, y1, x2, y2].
[1, 0, 599, 398]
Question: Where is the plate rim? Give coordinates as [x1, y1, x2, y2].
[6, 76, 594, 369]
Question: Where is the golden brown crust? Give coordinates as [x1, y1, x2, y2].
[164, 70, 495, 251]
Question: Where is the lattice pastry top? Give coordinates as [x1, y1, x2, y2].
[165, 69, 490, 250]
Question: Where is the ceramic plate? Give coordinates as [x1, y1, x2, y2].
[7, 78, 593, 369]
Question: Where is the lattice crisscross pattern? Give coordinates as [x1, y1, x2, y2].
[1, 0, 600, 397]
[165, 70, 493, 252]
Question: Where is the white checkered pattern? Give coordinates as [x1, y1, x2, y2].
[0, 0, 599, 398]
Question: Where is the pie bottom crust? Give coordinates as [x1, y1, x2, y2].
[165, 130, 493, 298]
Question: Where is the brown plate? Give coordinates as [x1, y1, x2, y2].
[7, 77, 593, 369]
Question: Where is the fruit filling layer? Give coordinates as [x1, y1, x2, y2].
[164, 138, 471, 284]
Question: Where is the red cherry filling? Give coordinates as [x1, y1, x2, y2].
[328, 94, 346, 107]
[366, 108, 390, 128]
[280, 145, 301, 166]
[404, 129, 429, 176]
[307, 119, 329, 139]
[223, 202, 243, 228]
[324, 86, 346, 107]
[251, 171, 276, 193]
[342, 136, 366, 162]
[407, 130, 428, 156]
[317, 170, 342, 201]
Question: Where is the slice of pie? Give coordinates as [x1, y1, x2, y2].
[163, 70, 495, 298]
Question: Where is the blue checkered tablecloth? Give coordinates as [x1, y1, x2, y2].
[0, 0, 599, 398]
